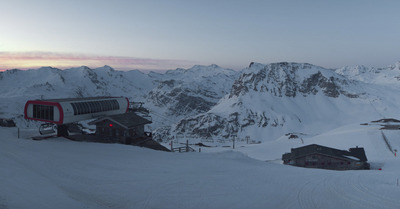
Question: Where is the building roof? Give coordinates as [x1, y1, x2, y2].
[35, 96, 123, 103]
[89, 112, 151, 129]
[285, 144, 368, 162]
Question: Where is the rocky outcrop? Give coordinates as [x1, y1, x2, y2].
[231, 62, 359, 99]
[146, 65, 240, 119]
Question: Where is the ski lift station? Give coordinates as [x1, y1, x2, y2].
[24, 97, 129, 124]
[23, 96, 170, 151]
[24, 97, 129, 136]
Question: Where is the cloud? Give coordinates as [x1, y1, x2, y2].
[0, 51, 196, 71]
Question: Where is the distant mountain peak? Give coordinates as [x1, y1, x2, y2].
[390, 61, 400, 70]
[96, 65, 115, 71]
[230, 62, 356, 99]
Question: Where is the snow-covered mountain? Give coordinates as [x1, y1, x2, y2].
[0, 65, 154, 99]
[335, 61, 400, 86]
[0, 64, 239, 128]
[153, 62, 400, 142]
[1, 62, 400, 142]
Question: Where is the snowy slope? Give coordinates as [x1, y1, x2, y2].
[2, 124, 400, 209]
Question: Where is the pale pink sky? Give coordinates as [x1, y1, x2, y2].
[0, 52, 196, 71]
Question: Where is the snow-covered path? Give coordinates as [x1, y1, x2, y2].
[1, 126, 400, 209]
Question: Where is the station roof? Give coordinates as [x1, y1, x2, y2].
[89, 112, 151, 129]
[285, 144, 368, 162]
[33, 97, 123, 103]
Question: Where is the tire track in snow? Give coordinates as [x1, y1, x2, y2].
[323, 172, 400, 209]
[296, 179, 321, 209]
[1, 144, 121, 209]
[323, 173, 369, 209]
[141, 189, 154, 209]
[350, 173, 400, 207]
[295, 171, 400, 209]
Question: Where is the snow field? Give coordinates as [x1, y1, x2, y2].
[2, 124, 400, 209]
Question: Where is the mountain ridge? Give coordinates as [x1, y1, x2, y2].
[1, 62, 399, 142]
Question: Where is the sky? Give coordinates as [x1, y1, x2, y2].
[1, 0, 400, 71]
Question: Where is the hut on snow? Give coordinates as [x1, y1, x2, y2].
[88, 112, 170, 151]
[282, 144, 370, 170]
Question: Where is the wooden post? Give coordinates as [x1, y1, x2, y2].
[233, 136, 235, 149]
[18, 128, 20, 139]
[397, 178, 399, 187]
[170, 141, 173, 152]
[186, 140, 189, 152]
[199, 148, 201, 152]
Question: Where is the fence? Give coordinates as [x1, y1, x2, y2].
[171, 146, 196, 152]
[170, 140, 196, 152]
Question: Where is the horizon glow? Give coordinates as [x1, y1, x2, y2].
[0, 52, 196, 71]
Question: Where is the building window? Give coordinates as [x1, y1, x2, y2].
[32, 105, 54, 121]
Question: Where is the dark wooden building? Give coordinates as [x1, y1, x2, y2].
[89, 112, 152, 144]
[282, 144, 370, 170]
[74, 112, 169, 152]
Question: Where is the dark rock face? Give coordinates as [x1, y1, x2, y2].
[147, 66, 239, 119]
[169, 113, 240, 140]
[173, 94, 215, 114]
[175, 114, 226, 138]
[147, 83, 217, 117]
[299, 72, 340, 97]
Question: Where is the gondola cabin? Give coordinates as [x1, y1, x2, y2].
[24, 97, 129, 125]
